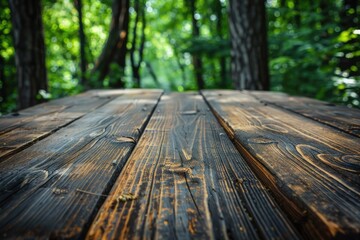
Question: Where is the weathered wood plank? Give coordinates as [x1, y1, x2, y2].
[248, 91, 360, 137]
[202, 90, 360, 239]
[0, 90, 129, 160]
[0, 90, 162, 239]
[0, 90, 121, 133]
[87, 93, 299, 240]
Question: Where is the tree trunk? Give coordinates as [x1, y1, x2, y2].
[110, 0, 130, 88]
[74, 0, 87, 87]
[9, 0, 48, 109]
[215, 0, 227, 88]
[91, 0, 129, 87]
[130, 0, 145, 88]
[188, 0, 205, 90]
[228, 0, 269, 90]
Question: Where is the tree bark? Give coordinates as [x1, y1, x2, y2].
[91, 0, 129, 87]
[228, 0, 269, 90]
[9, 0, 48, 109]
[110, 0, 130, 88]
[74, 0, 87, 87]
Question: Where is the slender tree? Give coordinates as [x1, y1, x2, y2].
[111, 1, 130, 88]
[91, 0, 130, 87]
[185, 0, 204, 89]
[228, 0, 269, 90]
[74, 0, 87, 87]
[9, 0, 48, 109]
[130, 0, 146, 88]
[214, 0, 227, 88]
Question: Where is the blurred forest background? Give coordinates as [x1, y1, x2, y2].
[0, 0, 359, 115]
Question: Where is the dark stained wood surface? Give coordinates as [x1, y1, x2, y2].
[0, 89, 359, 240]
[248, 91, 360, 138]
[87, 93, 299, 239]
[0, 90, 126, 160]
[202, 90, 360, 239]
[0, 90, 162, 239]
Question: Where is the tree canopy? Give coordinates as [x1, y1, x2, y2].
[0, 0, 359, 114]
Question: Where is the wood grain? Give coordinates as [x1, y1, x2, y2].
[0, 90, 128, 160]
[202, 90, 360, 239]
[0, 90, 162, 239]
[248, 91, 360, 137]
[87, 93, 299, 240]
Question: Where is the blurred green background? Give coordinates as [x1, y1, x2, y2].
[0, 0, 359, 114]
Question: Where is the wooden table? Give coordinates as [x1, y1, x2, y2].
[0, 89, 359, 239]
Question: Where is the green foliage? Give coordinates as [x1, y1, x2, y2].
[267, 0, 360, 107]
[139, 0, 230, 90]
[42, 0, 112, 98]
[181, 37, 230, 58]
[0, 2, 17, 115]
[1, 0, 359, 115]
